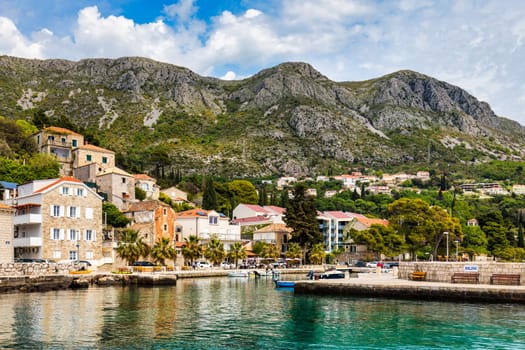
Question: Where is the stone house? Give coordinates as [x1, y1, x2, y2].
[33, 126, 84, 176]
[124, 200, 179, 249]
[95, 167, 135, 210]
[253, 223, 293, 254]
[134, 174, 160, 200]
[160, 186, 189, 204]
[13, 177, 103, 264]
[0, 203, 14, 263]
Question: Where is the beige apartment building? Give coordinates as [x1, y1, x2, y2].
[14, 177, 103, 264]
[0, 203, 14, 263]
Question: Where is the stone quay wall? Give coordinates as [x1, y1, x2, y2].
[0, 263, 78, 276]
[398, 261, 524, 284]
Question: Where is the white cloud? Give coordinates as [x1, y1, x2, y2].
[220, 71, 236, 80]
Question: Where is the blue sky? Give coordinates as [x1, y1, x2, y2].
[1, 0, 525, 125]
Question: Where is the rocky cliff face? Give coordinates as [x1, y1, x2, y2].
[0, 56, 523, 177]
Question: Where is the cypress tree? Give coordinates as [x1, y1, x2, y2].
[202, 177, 218, 210]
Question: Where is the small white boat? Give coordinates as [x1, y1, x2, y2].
[228, 271, 250, 277]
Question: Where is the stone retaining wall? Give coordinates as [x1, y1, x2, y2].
[0, 263, 78, 276]
[399, 261, 524, 284]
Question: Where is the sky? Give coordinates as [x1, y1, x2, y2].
[1, 0, 525, 125]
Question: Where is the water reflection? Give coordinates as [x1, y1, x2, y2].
[0, 277, 523, 349]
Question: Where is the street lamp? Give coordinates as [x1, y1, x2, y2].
[443, 231, 449, 262]
[454, 239, 460, 261]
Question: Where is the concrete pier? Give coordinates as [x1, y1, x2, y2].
[294, 272, 525, 303]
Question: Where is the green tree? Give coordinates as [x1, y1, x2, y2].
[116, 229, 150, 265]
[228, 180, 258, 205]
[204, 235, 225, 266]
[462, 225, 488, 258]
[103, 202, 130, 228]
[202, 177, 218, 210]
[151, 236, 176, 266]
[308, 243, 326, 264]
[182, 235, 203, 266]
[228, 242, 247, 268]
[252, 241, 267, 256]
[284, 183, 322, 249]
[135, 186, 147, 201]
[286, 242, 303, 266]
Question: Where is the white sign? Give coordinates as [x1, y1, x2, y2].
[464, 265, 478, 272]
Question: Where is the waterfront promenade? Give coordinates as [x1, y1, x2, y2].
[294, 271, 525, 303]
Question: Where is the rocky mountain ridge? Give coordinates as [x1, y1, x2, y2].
[0, 55, 523, 177]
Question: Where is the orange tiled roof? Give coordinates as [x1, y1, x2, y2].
[175, 208, 211, 217]
[76, 143, 114, 153]
[134, 174, 156, 181]
[0, 203, 14, 210]
[255, 223, 292, 233]
[44, 126, 81, 136]
[355, 216, 389, 228]
[35, 176, 83, 193]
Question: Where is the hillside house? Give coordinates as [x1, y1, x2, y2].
[96, 167, 135, 210]
[13, 177, 103, 264]
[33, 127, 84, 176]
[160, 186, 189, 204]
[134, 174, 160, 200]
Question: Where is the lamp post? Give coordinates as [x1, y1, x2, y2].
[454, 239, 460, 261]
[443, 231, 449, 262]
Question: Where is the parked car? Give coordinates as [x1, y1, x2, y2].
[132, 261, 155, 266]
[196, 261, 211, 268]
[366, 261, 378, 268]
[352, 261, 367, 267]
[74, 260, 92, 266]
[220, 262, 232, 269]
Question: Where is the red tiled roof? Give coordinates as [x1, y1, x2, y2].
[264, 205, 286, 214]
[355, 217, 389, 228]
[241, 204, 268, 213]
[35, 176, 82, 193]
[325, 211, 354, 220]
[231, 216, 272, 224]
[175, 241, 185, 248]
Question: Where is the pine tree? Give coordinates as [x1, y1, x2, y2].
[284, 183, 323, 249]
[518, 210, 524, 248]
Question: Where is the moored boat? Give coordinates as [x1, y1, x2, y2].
[228, 271, 250, 277]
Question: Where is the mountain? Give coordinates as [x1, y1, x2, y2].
[0, 55, 524, 178]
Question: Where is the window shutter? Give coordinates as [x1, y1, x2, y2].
[66, 206, 70, 217]
[93, 230, 96, 241]
[50, 206, 54, 216]
[60, 206, 64, 217]
[50, 228, 54, 239]
[76, 207, 81, 218]
[60, 229, 65, 240]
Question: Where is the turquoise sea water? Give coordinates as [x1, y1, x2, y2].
[0, 276, 523, 349]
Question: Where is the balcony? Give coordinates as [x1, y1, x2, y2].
[13, 214, 42, 225]
[14, 236, 43, 248]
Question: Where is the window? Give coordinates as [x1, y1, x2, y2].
[141, 183, 149, 191]
[53, 250, 61, 259]
[72, 139, 77, 147]
[163, 224, 168, 232]
[48, 135, 55, 141]
[102, 156, 108, 164]
[77, 188, 84, 197]
[209, 216, 218, 225]
[69, 206, 78, 218]
[62, 187, 69, 195]
[122, 177, 126, 184]
[86, 154, 92, 162]
[84, 229, 95, 241]
[51, 228, 60, 240]
[163, 208, 167, 216]
[69, 250, 78, 260]
[61, 137, 66, 144]
[85, 208, 93, 219]
[52, 205, 61, 217]
[69, 229, 79, 241]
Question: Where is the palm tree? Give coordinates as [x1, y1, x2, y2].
[228, 242, 247, 268]
[151, 236, 176, 266]
[262, 244, 280, 262]
[116, 229, 150, 265]
[308, 243, 326, 265]
[286, 242, 302, 267]
[182, 235, 203, 266]
[204, 235, 225, 266]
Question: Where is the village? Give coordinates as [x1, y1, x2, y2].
[0, 126, 524, 269]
